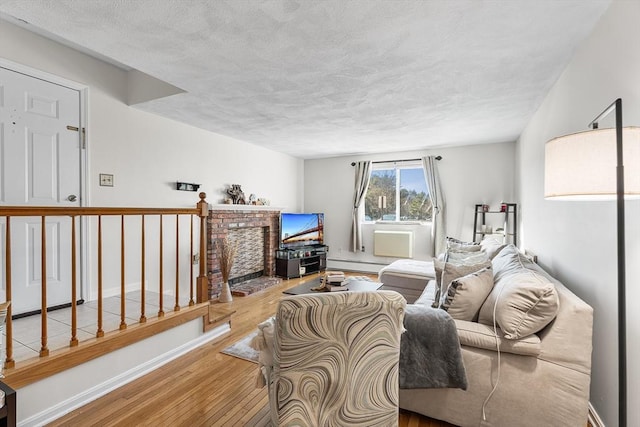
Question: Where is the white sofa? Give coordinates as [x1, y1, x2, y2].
[398, 244, 594, 427]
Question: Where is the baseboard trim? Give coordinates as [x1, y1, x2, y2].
[327, 259, 388, 274]
[588, 402, 605, 427]
[19, 322, 231, 427]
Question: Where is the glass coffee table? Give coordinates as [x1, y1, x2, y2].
[283, 277, 382, 296]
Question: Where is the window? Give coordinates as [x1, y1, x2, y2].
[364, 163, 432, 222]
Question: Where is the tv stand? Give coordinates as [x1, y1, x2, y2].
[276, 246, 328, 279]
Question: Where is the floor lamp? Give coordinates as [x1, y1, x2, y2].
[545, 98, 640, 427]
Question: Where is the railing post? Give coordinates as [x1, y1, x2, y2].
[70, 216, 78, 347]
[189, 215, 195, 306]
[196, 193, 208, 303]
[97, 215, 104, 338]
[158, 214, 164, 317]
[40, 216, 49, 357]
[140, 215, 147, 323]
[4, 217, 14, 369]
[119, 215, 127, 330]
[174, 214, 180, 312]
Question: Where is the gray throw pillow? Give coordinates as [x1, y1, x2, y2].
[439, 266, 494, 321]
[446, 236, 481, 251]
[480, 237, 507, 259]
[433, 258, 492, 309]
[446, 250, 490, 264]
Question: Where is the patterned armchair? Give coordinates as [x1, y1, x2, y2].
[261, 290, 406, 426]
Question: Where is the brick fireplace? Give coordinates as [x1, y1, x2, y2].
[206, 206, 281, 298]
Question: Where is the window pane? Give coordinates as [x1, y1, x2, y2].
[399, 168, 432, 221]
[364, 169, 396, 221]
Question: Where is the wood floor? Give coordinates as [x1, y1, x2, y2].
[48, 273, 454, 427]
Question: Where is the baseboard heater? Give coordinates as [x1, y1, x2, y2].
[373, 230, 413, 258]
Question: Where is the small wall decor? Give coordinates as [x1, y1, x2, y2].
[176, 181, 201, 192]
[225, 184, 246, 204]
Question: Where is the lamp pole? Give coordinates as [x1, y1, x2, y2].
[589, 98, 626, 427]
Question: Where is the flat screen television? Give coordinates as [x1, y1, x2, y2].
[280, 212, 324, 249]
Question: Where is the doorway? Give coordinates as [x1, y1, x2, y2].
[0, 64, 87, 315]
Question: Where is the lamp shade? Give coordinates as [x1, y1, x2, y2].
[545, 126, 640, 200]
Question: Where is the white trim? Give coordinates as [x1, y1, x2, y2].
[18, 322, 231, 427]
[588, 402, 605, 427]
[0, 58, 88, 91]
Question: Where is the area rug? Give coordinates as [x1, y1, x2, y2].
[221, 330, 259, 363]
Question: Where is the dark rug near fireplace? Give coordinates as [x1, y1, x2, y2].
[231, 276, 283, 296]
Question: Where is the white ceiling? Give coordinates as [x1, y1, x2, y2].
[0, 0, 611, 159]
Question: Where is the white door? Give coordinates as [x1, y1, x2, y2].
[0, 66, 82, 315]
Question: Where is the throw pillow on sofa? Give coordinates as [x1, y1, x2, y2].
[439, 266, 494, 321]
[446, 250, 489, 264]
[433, 258, 492, 308]
[446, 236, 481, 252]
[479, 237, 507, 260]
[478, 269, 559, 339]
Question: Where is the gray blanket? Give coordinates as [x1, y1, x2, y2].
[399, 304, 468, 390]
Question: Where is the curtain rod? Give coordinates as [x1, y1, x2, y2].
[350, 156, 441, 166]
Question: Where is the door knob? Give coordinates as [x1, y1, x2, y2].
[67, 195, 78, 202]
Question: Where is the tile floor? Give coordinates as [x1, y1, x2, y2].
[4, 290, 194, 363]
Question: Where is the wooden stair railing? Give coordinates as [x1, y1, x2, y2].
[0, 193, 210, 376]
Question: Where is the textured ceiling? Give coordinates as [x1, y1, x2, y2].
[0, 0, 611, 159]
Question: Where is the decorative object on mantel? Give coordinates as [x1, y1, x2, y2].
[257, 198, 270, 206]
[225, 184, 246, 204]
[216, 237, 237, 303]
[176, 181, 201, 192]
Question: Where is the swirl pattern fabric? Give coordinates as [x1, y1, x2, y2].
[271, 291, 406, 427]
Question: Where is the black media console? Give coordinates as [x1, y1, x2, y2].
[275, 246, 328, 279]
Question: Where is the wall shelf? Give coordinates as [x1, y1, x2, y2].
[472, 203, 517, 245]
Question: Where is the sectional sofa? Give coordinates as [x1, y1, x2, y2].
[397, 244, 594, 427]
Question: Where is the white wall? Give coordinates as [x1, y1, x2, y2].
[517, 2, 640, 425]
[0, 20, 303, 298]
[304, 142, 515, 270]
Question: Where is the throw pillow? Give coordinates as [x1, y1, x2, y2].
[446, 236, 481, 251]
[439, 266, 494, 321]
[480, 237, 507, 260]
[478, 270, 559, 339]
[433, 258, 492, 308]
[446, 250, 490, 264]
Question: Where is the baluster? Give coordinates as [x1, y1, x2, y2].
[97, 216, 104, 337]
[70, 216, 78, 347]
[189, 214, 195, 306]
[174, 214, 180, 312]
[4, 217, 14, 369]
[197, 193, 208, 303]
[158, 214, 164, 317]
[40, 216, 49, 357]
[120, 215, 126, 330]
[140, 215, 147, 323]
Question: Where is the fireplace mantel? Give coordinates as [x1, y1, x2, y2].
[208, 204, 283, 212]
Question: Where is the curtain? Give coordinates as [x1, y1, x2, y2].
[423, 156, 445, 256]
[351, 161, 372, 252]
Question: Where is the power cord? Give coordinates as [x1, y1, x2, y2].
[481, 281, 507, 422]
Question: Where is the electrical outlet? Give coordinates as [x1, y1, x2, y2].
[192, 253, 200, 265]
